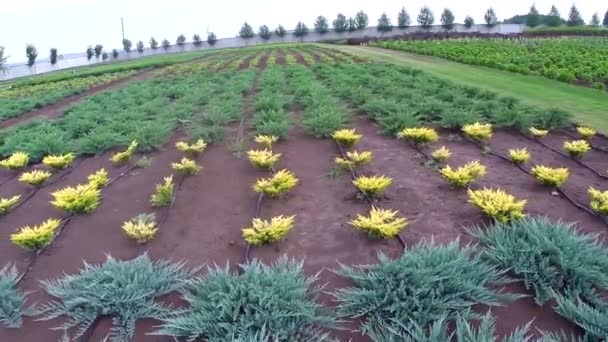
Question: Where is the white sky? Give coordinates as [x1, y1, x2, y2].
[1, 0, 603, 63]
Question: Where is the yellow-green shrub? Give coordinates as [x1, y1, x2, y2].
[254, 134, 279, 149]
[110, 140, 138, 165]
[431, 146, 451, 162]
[350, 207, 407, 238]
[440, 161, 487, 187]
[242, 215, 295, 245]
[399, 127, 439, 145]
[468, 188, 527, 223]
[87, 169, 108, 189]
[335, 151, 373, 170]
[247, 149, 281, 170]
[353, 175, 392, 198]
[19, 170, 52, 186]
[0, 195, 21, 215]
[176, 139, 207, 156]
[253, 169, 299, 197]
[332, 129, 361, 147]
[529, 127, 549, 138]
[531, 165, 569, 187]
[589, 187, 608, 215]
[42, 153, 75, 170]
[563, 140, 590, 158]
[122, 213, 158, 243]
[150, 176, 174, 207]
[462, 122, 493, 141]
[577, 126, 596, 140]
[50, 184, 101, 214]
[10, 218, 61, 251]
[171, 158, 200, 175]
[508, 148, 531, 164]
[0, 152, 29, 170]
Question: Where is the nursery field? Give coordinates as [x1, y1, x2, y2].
[374, 37, 608, 91]
[0, 44, 607, 341]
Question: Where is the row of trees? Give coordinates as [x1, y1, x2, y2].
[13, 5, 608, 68]
[525, 5, 608, 27]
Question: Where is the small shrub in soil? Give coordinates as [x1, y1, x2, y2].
[154, 256, 336, 341]
[334, 240, 519, 340]
[0, 264, 35, 328]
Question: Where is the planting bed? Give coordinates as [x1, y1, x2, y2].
[0, 44, 607, 341]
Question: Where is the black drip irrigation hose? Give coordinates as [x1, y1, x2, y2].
[244, 193, 265, 264]
[0, 172, 19, 187]
[520, 133, 608, 180]
[461, 134, 608, 228]
[559, 129, 608, 154]
[15, 215, 73, 286]
[107, 162, 139, 187]
[157, 174, 187, 227]
[334, 140, 407, 250]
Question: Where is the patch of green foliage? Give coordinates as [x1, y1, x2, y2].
[334, 240, 520, 340]
[37, 254, 196, 342]
[314, 62, 572, 132]
[286, 64, 349, 138]
[251, 66, 291, 139]
[154, 256, 336, 341]
[469, 216, 608, 339]
[0, 264, 34, 328]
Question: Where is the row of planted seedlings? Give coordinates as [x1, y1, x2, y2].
[240, 66, 297, 259]
[561, 126, 608, 153]
[2, 141, 147, 284]
[305, 61, 608, 337]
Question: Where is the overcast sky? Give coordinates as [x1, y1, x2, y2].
[1, 0, 603, 63]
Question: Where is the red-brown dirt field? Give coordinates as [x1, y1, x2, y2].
[1, 70, 608, 339]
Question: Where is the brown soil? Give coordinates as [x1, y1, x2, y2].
[238, 54, 257, 70]
[310, 52, 324, 64]
[276, 50, 287, 65]
[291, 51, 308, 66]
[0, 70, 152, 129]
[0, 119, 605, 339]
[256, 52, 271, 70]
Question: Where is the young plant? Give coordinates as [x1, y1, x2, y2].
[350, 207, 407, 238]
[331, 129, 362, 148]
[589, 187, 608, 215]
[50, 184, 101, 214]
[247, 149, 281, 170]
[335, 150, 373, 170]
[110, 140, 138, 165]
[462, 122, 493, 141]
[531, 165, 569, 187]
[0, 195, 21, 215]
[43, 153, 75, 170]
[175, 139, 207, 156]
[150, 176, 174, 207]
[19, 170, 52, 187]
[122, 213, 158, 244]
[563, 140, 591, 158]
[468, 188, 527, 223]
[242, 215, 295, 245]
[353, 175, 392, 198]
[253, 169, 298, 197]
[577, 126, 596, 140]
[0, 152, 29, 170]
[399, 127, 439, 145]
[508, 148, 531, 164]
[254, 134, 279, 149]
[529, 127, 549, 138]
[171, 158, 200, 175]
[440, 161, 487, 187]
[87, 169, 109, 189]
[0, 264, 32, 328]
[431, 146, 451, 162]
[10, 218, 62, 251]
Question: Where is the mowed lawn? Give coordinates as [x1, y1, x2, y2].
[326, 44, 608, 133]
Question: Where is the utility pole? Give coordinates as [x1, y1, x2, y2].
[121, 17, 125, 42]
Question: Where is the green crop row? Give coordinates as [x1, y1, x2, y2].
[375, 37, 608, 90]
[285, 64, 349, 137]
[0, 65, 255, 161]
[313, 62, 572, 133]
[252, 66, 292, 139]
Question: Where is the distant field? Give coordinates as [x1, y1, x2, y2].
[329, 44, 608, 133]
[373, 37, 608, 90]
